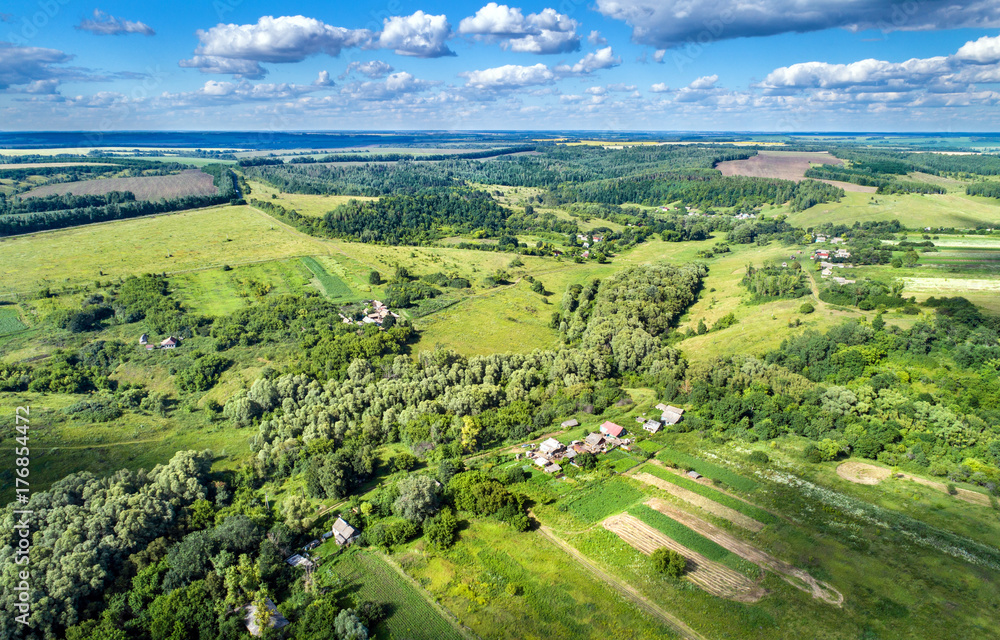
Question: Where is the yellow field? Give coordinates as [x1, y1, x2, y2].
[248, 180, 377, 216]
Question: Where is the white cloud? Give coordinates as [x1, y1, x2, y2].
[650, 82, 670, 93]
[179, 55, 266, 79]
[314, 70, 333, 87]
[76, 10, 155, 36]
[187, 16, 371, 64]
[342, 71, 435, 100]
[555, 47, 621, 75]
[376, 11, 454, 58]
[587, 30, 607, 46]
[760, 58, 951, 92]
[688, 75, 718, 90]
[595, 0, 1000, 48]
[462, 63, 556, 90]
[955, 35, 1000, 64]
[340, 60, 394, 79]
[459, 4, 579, 54]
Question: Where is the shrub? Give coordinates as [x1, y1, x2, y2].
[650, 548, 687, 577]
[803, 444, 823, 463]
[748, 451, 770, 465]
[799, 302, 815, 314]
[947, 483, 958, 496]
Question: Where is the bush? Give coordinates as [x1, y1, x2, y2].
[650, 548, 687, 577]
[947, 483, 958, 496]
[799, 302, 815, 314]
[748, 451, 770, 465]
[803, 444, 823, 463]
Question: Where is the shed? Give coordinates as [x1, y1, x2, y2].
[643, 419, 662, 434]
[655, 403, 669, 412]
[539, 437, 564, 456]
[139, 333, 148, 345]
[661, 410, 682, 426]
[599, 421, 624, 438]
[686, 471, 702, 480]
[244, 598, 289, 637]
[544, 463, 562, 474]
[584, 433, 605, 449]
[561, 418, 579, 428]
[533, 457, 549, 468]
[332, 517, 359, 546]
[285, 554, 314, 569]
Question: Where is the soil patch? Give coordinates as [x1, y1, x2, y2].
[630, 471, 765, 532]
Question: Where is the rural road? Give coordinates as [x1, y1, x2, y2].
[536, 525, 709, 640]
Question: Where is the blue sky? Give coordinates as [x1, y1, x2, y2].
[3, 0, 1000, 131]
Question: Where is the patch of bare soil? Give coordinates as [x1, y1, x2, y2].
[630, 471, 765, 532]
[603, 514, 765, 603]
[716, 151, 842, 181]
[838, 461, 991, 507]
[645, 498, 844, 607]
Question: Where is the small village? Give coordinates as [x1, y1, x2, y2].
[811, 235, 856, 284]
[520, 404, 684, 475]
[339, 299, 400, 328]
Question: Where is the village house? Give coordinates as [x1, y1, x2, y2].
[160, 337, 179, 349]
[583, 432, 605, 454]
[599, 421, 624, 438]
[244, 598, 289, 637]
[332, 517, 359, 546]
[643, 419, 662, 434]
[284, 554, 314, 569]
[661, 405, 684, 426]
[561, 418, 579, 428]
[539, 437, 565, 457]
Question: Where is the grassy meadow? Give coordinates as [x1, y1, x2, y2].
[785, 191, 1000, 229]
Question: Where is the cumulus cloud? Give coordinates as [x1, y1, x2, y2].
[587, 30, 607, 46]
[595, 0, 1000, 48]
[955, 35, 1000, 64]
[185, 16, 371, 65]
[314, 70, 333, 87]
[376, 11, 453, 57]
[760, 57, 951, 93]
[650, 82, 670, 93]
[554, 47, 621, 75]
[0, 42, 74, 91]
[688, 75, 718, 90]
[459, 4, 579, 54]
[179, 56, 266, 79]
[461, 63, 555, 90]
[341, 71, 435, 100]
[76, 9, 155, 36]
[339, 60, 394, 80]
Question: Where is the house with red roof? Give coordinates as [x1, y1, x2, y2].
[599, 421, 624, 438]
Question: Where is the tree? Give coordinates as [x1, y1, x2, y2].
[799, 302, 814, 314]
[393, 475, 440, 523]
[392, 452, 417, 472]
[696, 319, 708, 335]
[651, 548, 687, 577]
[423, 507, 459, 549]
[368, 271, 381, 285]
[872, 311, 885, 332]
[334, 609, 368, 640]
[903, 250, 919, 267]
[282, 494, 314, 532]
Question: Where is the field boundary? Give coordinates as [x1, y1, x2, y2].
[537, 525, 708, 640]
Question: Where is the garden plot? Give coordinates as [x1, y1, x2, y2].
[644, 498, 843, 607]
[630, 470, 765, 532]
[602, 514, 765, 603]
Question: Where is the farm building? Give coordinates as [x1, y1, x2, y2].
[599, 421, 625, 438]
[655, 403, 669, 412]
[284, 554, 314, 569]
[544, 463, 562, 474]
[332, 517, 359, 546]
[160, 337, 179, 349]
[244, 598, 289, 637]
[533, 456, 549, 468]
[643, 419, 662, 434]
[687, 471, 702, 480]
[583, 432, 605, 453]
[561, 418, 579, 428]
[139, 333, 148, 345]
[539, 437, 565, 456]
[661, 406, 684, 426]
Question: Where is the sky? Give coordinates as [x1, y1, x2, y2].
[3, 0, 1000, 131]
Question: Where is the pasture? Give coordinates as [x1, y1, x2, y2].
[22, 169, 218, 200]
[786, 190, 1000, 229]
[0, 205, 323, 296]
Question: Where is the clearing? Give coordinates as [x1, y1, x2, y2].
[602, 514, 765, 602]
[23, 169, 218, 200]
[644, 498, 844, 607]
[837, 461, 991, 507]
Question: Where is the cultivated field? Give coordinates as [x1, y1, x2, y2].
[631, 470, 765, 532]
[0, 162, 116, 170]
[716, 150, 875, 193]
[23, 169, 217, 200]
[603, 514, 765, 602]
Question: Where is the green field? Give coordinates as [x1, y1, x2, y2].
[786, 191, 1000, 228]
[321, 549, 464, 640]
[564, 478, 646, 523]
[0, 204, 325, 295]
[656, 448, 760, 494]
[0, 306, 27, 335]
[300, 256, 355, 299]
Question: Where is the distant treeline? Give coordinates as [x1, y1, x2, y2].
[804, 163, 945, 194]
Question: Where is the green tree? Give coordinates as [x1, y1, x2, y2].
[393, 475, 440, 523]
[423, 507, 459, 549]
[368, 271, 382, 285]
[334, 609, 368, 640]
[650, 548, 687, 577]
[282, 494, 314, 532]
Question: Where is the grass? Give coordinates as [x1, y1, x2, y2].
[563, 477, 646, 523]
[785, 190, 1000, 229]
[321, 548, 463, 640]
[396, 518, 676, 640]
[247, 180, 377, 217]
[0, 306, 27, 335]
[629, 504, 759, 577]
[637, 463, 779, 525]
[300, 256, 355, 299]
[656, 448, 760, 494]
[0, 204, 324, 295]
